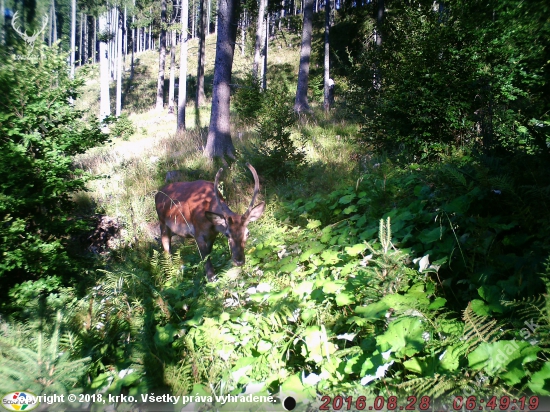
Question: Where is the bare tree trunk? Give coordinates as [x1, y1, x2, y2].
[53, 0, 57, 43]
[156, 0, 167, 110]
[70, 0, 76, 78]
[192, 0, 196, 38]
[262, 13, 268, 90]
[131, 2, 135, 77]
[83, 14, 88, 64]
[116, 8, 123, 116]
[99, 13, 111, 121]
[177, 0, 189, 132]
[240, 10, 245, 56]
[252, 0, 267, 79]
[294, 0, 313, 113]
[79, 12, 83, 66]
[203, 0, 238, 160]
[323, 0, 330, 112]
[48, 0, 53, 46]
[168, 30, 177, 113]
[196, 0, 207, 107]
[0, 0, 4, 46]
[93, 16, 96, 62]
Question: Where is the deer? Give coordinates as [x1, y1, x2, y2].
[11, 12, 49, 53]
[155, 163, 265, 281]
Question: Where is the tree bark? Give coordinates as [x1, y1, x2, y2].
[252, 0, 267, 79]
[262, 13, 268, 90]
[196, 0, 207, 107]
[203, 0, 238, 160]
[156, 0, 168, 110]
[168, 30, 177, 113]
[177, 0, 189, 132]
[99, 13, 111, 121]
[293, 0, 313, 113]
[323, 0, 330, 112]
[70, 0, 76, 78]
[116, 8, 123, 116]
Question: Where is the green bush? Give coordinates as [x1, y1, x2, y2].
[0, 46, 108, 283]
[250, 85, 307, 180]
[233, 73, 263, 123]
[111, 113, 136, 140]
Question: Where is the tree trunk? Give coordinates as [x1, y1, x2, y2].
[177, 0, 189, 132]
[240, 10, 246, 56]
[70, 0, 76, 78]
[53, 0, 57, 43]
[262, 13, 268, 90]
[168, 30, 177, 113]
[99, 13, 111, 121]
[323, 0, 330, 112]
[252, 0, 267, 79]
[293, 0, 313, 113]
[203, 0, 238, 160]
[116, 8, 123, 116]
[93, 16, 96, 62]
[0, 0, 4, 46]
[196, 0, 207, 107]
[79, 12, 83, 66]
[156, 0, 168, 110]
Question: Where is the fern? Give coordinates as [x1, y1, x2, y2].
[462, 303, 501, 353]
[0, 312, 90, 395]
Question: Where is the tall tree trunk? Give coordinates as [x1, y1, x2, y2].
[93, 16, 96, 62]
[177, 0, 189, 132]
[131, 3, 135, 77]
[168, 30, 177, 113]
[262, 13, 268, 90]
[48, 0, 53, 46]
[196, 0, 207, 107]
[323, 0, 330, 112]
[70, 0, 76, 78]
[240, 11, 245, 56]
[192, 0, 196, 38]
[294, 0, 313, 113]
[373, 0, 383, 89]
[156, 0, 167, 110]
[99, 13, 111, 121]
[0, 0, 4, 46]
[53, 0, 57, 43]
[116, 8, 123, 116]
[83, 14, 88, 63]
[252, 0, 267, 79]
[79, 12, 83, 66]
[203, 0, 238, 160]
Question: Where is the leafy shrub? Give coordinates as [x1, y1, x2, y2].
[233, 73, 263, 123]
[250, 85, 307, 180]
[0, 46, 108, 283]
[111, 113, 136, 140]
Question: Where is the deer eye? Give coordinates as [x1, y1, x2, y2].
[224, 231, 230, 238]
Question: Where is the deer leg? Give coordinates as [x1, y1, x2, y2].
[160, 222, 172, 253]
[197, 238, 215, 281]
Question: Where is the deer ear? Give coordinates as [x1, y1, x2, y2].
[206, 212, 227, 228]
[246, 202, 266, 223]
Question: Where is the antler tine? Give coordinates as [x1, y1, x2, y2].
[11, 12, 25, 39]
[213, 167, 224, 212]
[243, 163, 260, 218]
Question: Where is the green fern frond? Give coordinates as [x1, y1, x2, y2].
[462, 303, 501, 352]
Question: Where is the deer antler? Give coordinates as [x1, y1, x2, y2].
[243, 163, 260, 219]
[12, 12, 49, 44]
[213, 168, 225, 213]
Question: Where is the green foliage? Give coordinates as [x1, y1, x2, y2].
[249, 85, 307, 180]
[233, 73, 263, 123]
[349, 0, 550, 159]
[111, 113, 136, 140]
[0, 45, 108, 282]
[0, 312, 90, 395]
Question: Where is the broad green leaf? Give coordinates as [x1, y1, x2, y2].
[468, 341, 541, 385]
[428, 297, 447, 309]
[339, 194, 356, 204]
[418, 227, 444, 244]
[335, 292, 355, 306]
[306, 219, 322, 229]
[299, 242, 326, 262]
[528, 362, 550, 395]
[322, 280, 345, 294]
[355, 301, 391, 320]
[320, 249, 341, 264]
[376, 317, 425, 358]
[345, 243, 367, 255]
